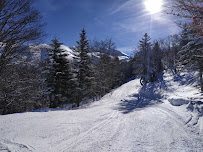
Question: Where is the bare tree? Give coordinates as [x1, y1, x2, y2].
[106, 38, 116, 54]
[164, 0, 203, 91]
[0, 0, 45, 72]
[164, 0, 203, 37]
[0, 0, 45, 114]
[91, 38, 116, 55]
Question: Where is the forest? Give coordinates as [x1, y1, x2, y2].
[0, 0, 202, 115]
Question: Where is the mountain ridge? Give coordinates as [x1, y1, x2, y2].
[30, 44, 130, 62]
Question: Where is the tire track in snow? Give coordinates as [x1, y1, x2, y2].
[155, 106, 199, 131]
[153, 107, 186, 126]
[152, 106, 198, 134]
[56, 110, 119, 152]
[151, 106, 203, 150]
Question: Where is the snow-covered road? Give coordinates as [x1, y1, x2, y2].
[0, 76, 203, 152]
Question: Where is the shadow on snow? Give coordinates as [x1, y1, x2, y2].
[116, 76, 166, 114]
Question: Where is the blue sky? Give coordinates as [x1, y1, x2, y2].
[35, 0, 180, 55]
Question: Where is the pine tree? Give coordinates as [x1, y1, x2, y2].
[138, 33, 152, 77]
[74, 28, 95, 106]
[112, 56, 125, 88]
[45, 38, 74, 108]
[179, 37, 203, 91]
[166, 0, 202, 91]
[151, 42, 163, 74]
[180, 24, 191, 48]
[170, 34, 181, 73]
[96, 53, 112, 95]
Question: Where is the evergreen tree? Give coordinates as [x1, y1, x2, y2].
[179, 37, 203, 91]
[75, 28, 95, 106]
[138, 33, 152, 77]
[45, 38, 74, 108]
[180, 24, 191, 48]
[112, 56, 125, 88]
[131, 51, 143, 76]
[151, 42, 163, 74]
[170, 34, 181, 73]
[176, 24, 203, 91]
[96, 53, 112, 95]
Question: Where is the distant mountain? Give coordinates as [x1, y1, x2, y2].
[29, 44, 130, 63]
[89, 47, 129, 57]
[89, 47, 129, 62]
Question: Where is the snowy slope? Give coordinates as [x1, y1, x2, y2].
[29, 44, 77, 62]
[30, 44, 129, 63]
[0, 72, 203, 152]
[89, 47, 130, 61]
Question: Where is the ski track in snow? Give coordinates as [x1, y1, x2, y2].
[0, 77, 203, 152]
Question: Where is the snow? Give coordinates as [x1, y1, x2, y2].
[88, 52, 101, 59]
[29, 44, 129, 63]
[118, 55, 130, 61]
[200, 117, 203, 133]
[60, 45, 76, 61]
[29, 44, 76, 62]
[0, 72, 203, 152]
[89, 51, 129, 62]
[168, 98, 190, 106]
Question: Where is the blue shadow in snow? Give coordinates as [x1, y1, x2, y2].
[173, 71, 197, 86]
[116, 76, 166, 114]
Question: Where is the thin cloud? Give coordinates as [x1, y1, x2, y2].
[109, 0, 142, 15]
[108, 0, 180, 37]
[93, 17, 104, 25]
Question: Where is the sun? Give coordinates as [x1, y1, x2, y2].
[144, 0, 163, 14]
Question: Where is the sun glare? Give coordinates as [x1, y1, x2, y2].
[144, 0, 163, 14]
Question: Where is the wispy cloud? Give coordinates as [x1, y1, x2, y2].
[108, 0, 180, 38]
[93, 17, 104, 25]
[104, 0, 181, 54]
[109, 0, 142, 15]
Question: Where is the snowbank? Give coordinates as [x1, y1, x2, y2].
[168, 98, 190, 106]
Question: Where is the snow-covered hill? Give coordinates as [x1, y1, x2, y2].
[89, 47, 129, 61]
[0, 72, 202, 152]
[29, 44, 129, 63]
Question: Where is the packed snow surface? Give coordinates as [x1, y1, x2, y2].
[0, 72, 202, 152]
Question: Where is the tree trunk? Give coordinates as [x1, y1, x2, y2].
[200, 68, 203, 92]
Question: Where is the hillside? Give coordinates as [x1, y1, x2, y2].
[29, 44, 129, 63]
[0, 72, 202, 152]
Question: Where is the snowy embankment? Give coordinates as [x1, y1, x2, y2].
[0, 72, 203, 152]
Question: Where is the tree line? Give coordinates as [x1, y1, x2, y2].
[0, 0, 202, 114]
[43, 29, 127, 109]
[129, 25, 202, 90]
[0, 24, 128, 114]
